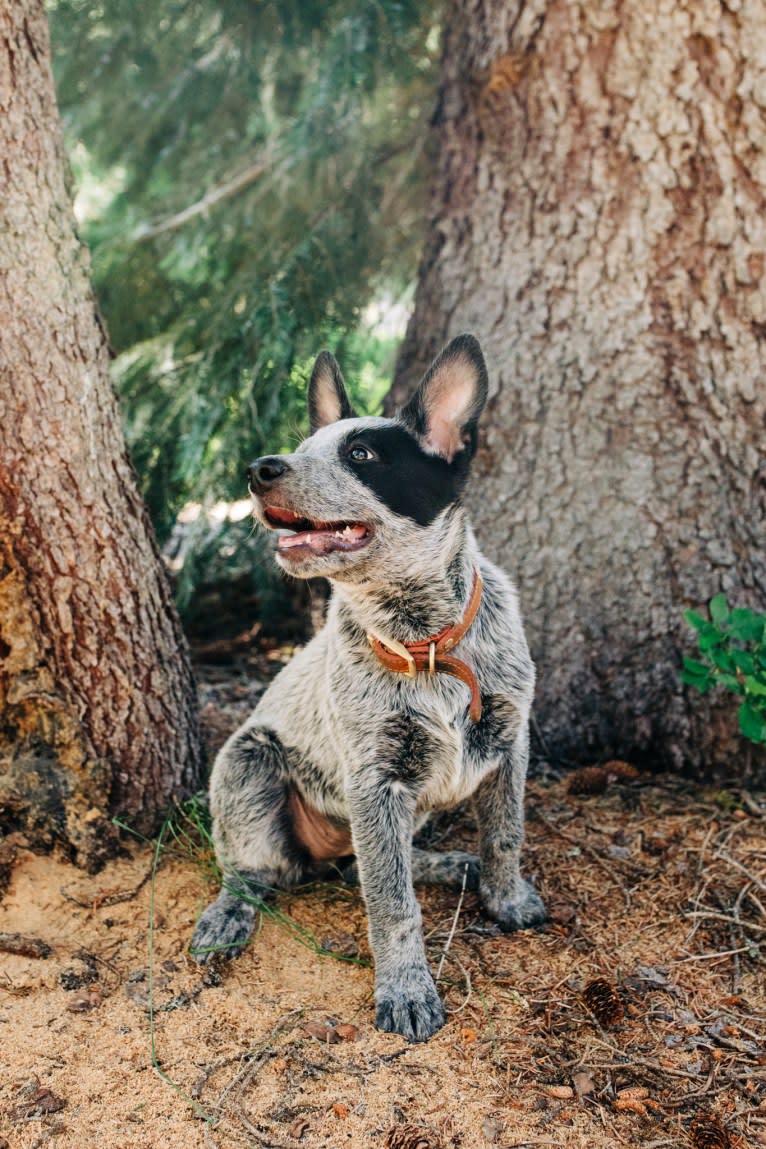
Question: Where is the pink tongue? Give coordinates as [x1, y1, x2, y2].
[278, 524, 366, 554]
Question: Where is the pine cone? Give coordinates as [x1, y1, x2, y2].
[567, 766, 608, 795]
[582, 978, 624, 1026]
[385, 1126, 443, 1149]
[604, 759, 640, 781]
[688, 1114, 730, 1149]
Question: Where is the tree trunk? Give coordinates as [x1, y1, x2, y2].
[0, 0, 203, 869]
[391, 0, 766, 777]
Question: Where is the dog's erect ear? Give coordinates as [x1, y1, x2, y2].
[308, 351, 356, 432]
[400, 334, 489, 462]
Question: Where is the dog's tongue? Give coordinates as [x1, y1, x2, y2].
[278, 523, 367, 555]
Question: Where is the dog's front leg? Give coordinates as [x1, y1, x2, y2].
[474, 723, 547, 931]
[347, 773, 445, 1042]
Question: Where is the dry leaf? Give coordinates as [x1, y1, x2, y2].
[125, 981, 148, 1007]
[572, 1070, 596, 1097]
[11, 1086, 67, 1119]
[549, 902, 577, 925]
[332, 1102, 350, 1119]
[304, 1019, 340, 1044]
[481, 1114, 504, 1141]
[334, 1022, 359, 1042]
[320, 931, 358, 958]
[287, 1116, 310, 1140]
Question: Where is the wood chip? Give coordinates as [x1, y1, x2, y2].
[66, 985, 102, 1012]
[0, 932, 52, 959]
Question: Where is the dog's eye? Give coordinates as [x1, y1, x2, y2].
[348, 444, 374, 462]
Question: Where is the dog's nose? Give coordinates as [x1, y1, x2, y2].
[247, 456, 290, 493]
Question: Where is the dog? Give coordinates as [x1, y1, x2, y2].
[191, 334, 546, 1041]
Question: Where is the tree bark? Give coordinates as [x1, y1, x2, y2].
[391, 0, 766, 777]
[0, 0, 203, 868]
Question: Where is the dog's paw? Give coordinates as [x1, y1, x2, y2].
[190, 894, 256, 963]
[375, 969, 446, 1043]
[482, 879, 547, 933]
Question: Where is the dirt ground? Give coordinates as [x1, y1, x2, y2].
[1, 658, 765, 1149]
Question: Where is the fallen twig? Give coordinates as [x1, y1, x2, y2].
[436, 863, 469, 982]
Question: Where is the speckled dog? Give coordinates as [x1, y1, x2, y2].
[191, 334, 546, 1041]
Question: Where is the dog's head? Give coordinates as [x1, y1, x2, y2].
[248, 334, 488, 582]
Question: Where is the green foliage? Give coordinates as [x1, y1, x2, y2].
[682, 595, 766, 745]
[50, 0, 439, 542]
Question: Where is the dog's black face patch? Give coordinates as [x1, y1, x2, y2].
[339, 423, 470, 526]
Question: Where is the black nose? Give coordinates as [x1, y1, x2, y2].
[247, 456, 290, 493]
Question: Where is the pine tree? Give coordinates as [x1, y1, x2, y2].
[51, 0, 441, 539]
[0, 0, 203, 868]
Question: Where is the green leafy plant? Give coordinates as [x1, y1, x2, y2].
[682, 594, 766, 744]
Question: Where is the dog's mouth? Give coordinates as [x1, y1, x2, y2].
[263, 506, 373, 558]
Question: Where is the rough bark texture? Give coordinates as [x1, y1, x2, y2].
[0, 0, 203, 868]
[391, 0, 766, 777]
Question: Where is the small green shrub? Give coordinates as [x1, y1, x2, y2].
[682, 595, 766, 744]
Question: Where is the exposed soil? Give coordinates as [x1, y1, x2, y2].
[1, 653, 765, 1149]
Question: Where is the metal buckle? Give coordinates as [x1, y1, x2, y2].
[368, 631, 417, 678]
[428, 641, 436, 675]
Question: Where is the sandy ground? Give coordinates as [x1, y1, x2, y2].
[1, 668, 765, 1149]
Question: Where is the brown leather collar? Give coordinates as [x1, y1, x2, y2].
[367, 569, 484, 722]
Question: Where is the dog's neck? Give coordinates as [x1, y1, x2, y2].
[331, 518, 480, 644]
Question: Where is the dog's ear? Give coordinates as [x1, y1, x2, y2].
[308, 351, 356, 432]
[400, 334, 488, 462]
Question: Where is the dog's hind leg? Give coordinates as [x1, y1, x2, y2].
[340, 849, 479, 890]
[474, 724, 547, 931]
[191, 726, 306, 962]
[411, 849, 480, 889]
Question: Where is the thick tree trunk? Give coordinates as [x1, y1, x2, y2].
[392, 0, 766, 777]
[0, 0, 202, 868]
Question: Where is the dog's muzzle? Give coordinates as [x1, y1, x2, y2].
[247, 456, 290, 494]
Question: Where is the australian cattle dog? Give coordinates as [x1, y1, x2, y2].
[191, 335, 546, 1041]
